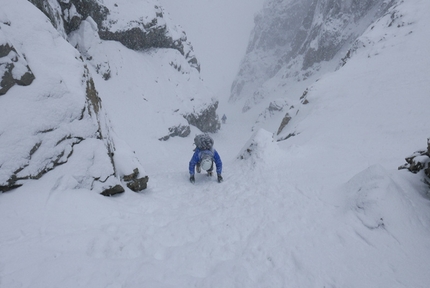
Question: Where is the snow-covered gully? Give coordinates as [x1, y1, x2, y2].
[1, 0, 430, 287]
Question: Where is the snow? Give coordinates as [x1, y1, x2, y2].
[101, 0, 161, 32]
[1, 0, 430, 287]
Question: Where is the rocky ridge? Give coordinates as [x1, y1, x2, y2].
[29, 0, 200, 71]
[274, 0, 409, 140]
[230, 0, 396, 111]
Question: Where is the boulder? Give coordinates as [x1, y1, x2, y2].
[100, 184, 125, 196]
[159, 124, 191, 141]
[122, 168, 149, 192]
[0, 35, 35, 96]
[184, 100, 221, 133]
[126, 176, 149, 192]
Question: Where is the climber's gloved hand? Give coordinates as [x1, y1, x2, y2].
[217, 174, 223, 183]
[190, 174, 195, 184]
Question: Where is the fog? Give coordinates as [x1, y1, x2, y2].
[159, 0, 265, 98]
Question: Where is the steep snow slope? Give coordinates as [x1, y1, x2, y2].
[1, 0, 430, 287]
[277, 0, 430, 175]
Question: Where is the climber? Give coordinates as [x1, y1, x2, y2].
[222, 114, 227, 124]
[189, 134, 223, 183]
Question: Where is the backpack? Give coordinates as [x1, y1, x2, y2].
[199, 150, 214, 171]
[194, 134, 214, 151]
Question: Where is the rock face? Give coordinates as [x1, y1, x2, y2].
[230, 0, 396, 110]
[28, 0, 200, 71]
[0, 0, 147, 194]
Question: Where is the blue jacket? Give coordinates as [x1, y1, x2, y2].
[189, 148, 222, 175]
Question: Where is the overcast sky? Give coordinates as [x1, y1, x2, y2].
[159, 0, 265, 99]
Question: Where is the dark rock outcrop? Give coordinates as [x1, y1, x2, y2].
[399, 138, 430, 175]
[122, 168, 149, 192]
[100, 167, 149, 196]
[399, 138, 430, 190]
[277, 113, 291, 136]
[127, 177, 149, 192]
[100, 184, 125, 196]
[0, 32, 35, 95]
[159, 124, 191, 141]
[184, 100, 221, 133]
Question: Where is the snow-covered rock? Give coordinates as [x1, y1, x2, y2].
[62, 1, 219, 137]
[0, 0, 144, 194]
[399, 138, 430, 192]
[183, 99, 220, 133]
[29, 0, 200, 70]
[275, 0, 428, 142]
[237, 128, 282, 169]
[0, 27, 35, 95]
[67, 15, 220, 138]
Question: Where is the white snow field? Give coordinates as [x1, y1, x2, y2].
[1, 0, 430, 287]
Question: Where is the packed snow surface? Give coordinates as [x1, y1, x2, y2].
[1, 0, 430, 287]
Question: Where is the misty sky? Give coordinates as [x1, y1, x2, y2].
[159, 0, 265, 99]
